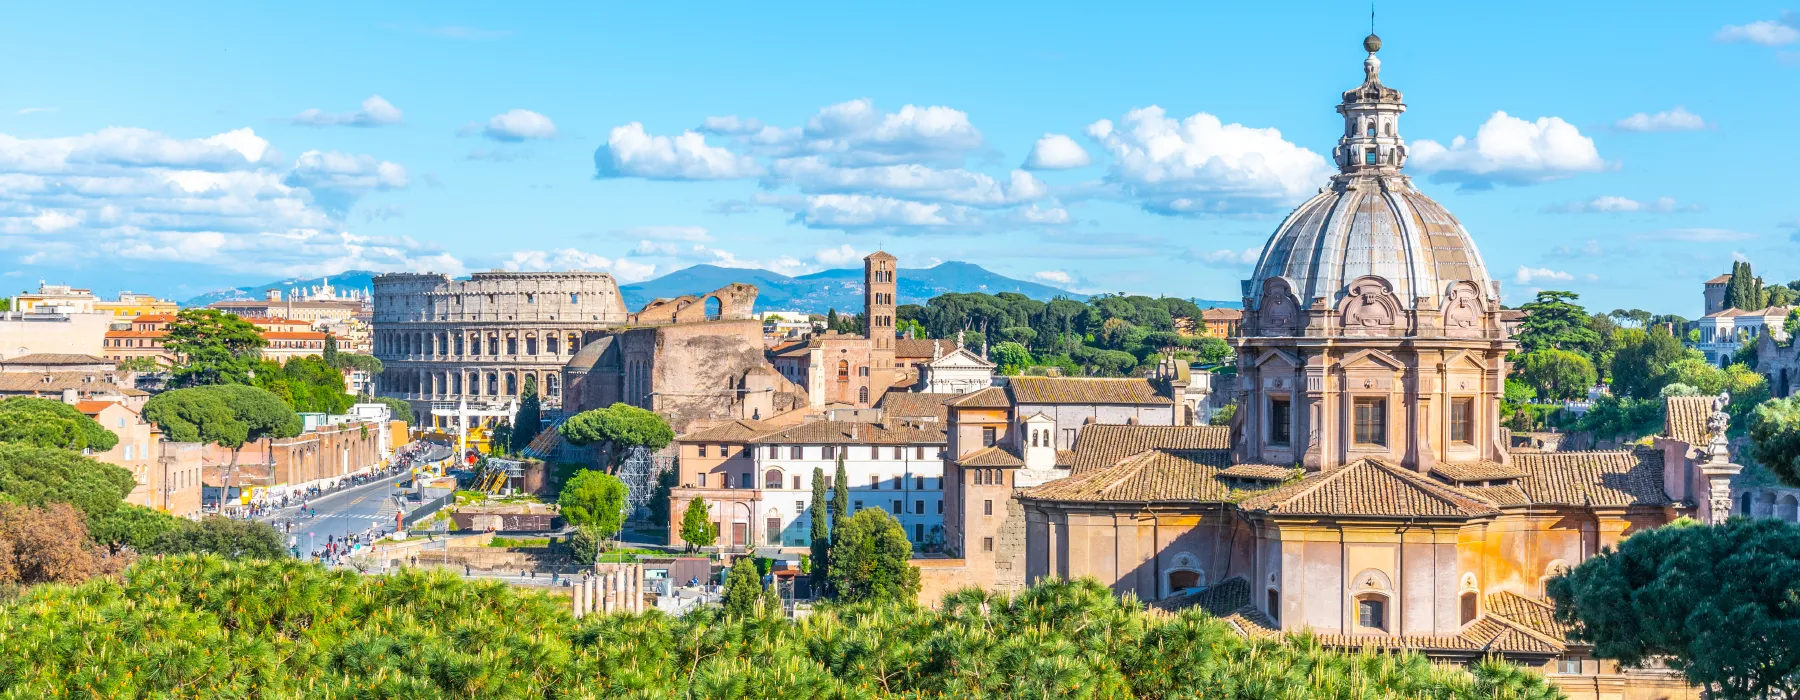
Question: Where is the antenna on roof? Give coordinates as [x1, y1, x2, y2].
[1370, 0, 1376, 34]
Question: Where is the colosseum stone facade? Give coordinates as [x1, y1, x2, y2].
[371, 271, 630, 422]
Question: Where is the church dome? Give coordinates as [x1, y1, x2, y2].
[1244, 38, 1497, 320]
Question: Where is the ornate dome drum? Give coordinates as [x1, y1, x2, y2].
[1229, 37, 1515, 475]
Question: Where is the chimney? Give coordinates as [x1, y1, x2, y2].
[61, 388, 77, 404]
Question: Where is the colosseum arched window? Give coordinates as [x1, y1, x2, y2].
[546, 334, 560, 355]
[486, 373, 499, 396]
[468, 372, 480, 396]
[487, 334, 499, 355]
[567, 332, 579, 352]
[505, 372, 518, 395]
[505, 335, 518, 356]
[525, 334, 538, 356]
[455, 334, 465, 355]
[547, 374, 560, 396]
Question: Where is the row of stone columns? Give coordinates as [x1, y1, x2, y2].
[571, 563, 647, 618]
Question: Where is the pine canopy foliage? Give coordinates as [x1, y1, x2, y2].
[0, 556, 1563, 698]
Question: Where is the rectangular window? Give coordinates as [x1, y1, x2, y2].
[1357, 598, 1386, 630]
[1451, 398, 1474, 445]
[915, 446, 925, 459]
[937, 500, 943, 514]
[915, 476, 925, 490]
[893, 446, 903, 460]
[892, 476, 902, 490]
[1270, 397, 1291, 446]
[892, 500, 902, 514]
[1364, 149, 1377, 165]
[1557, 658, 1582, 675]
[792, 476, 802, 490]
[983, 499, 993, 516]
[796, 500, 805, 512]
[853, 500, 863, 511]
[718, 445, 730, 457]
[870, 475, 881, 489]
[697, 444, 708, 458]
[981, 537, 994, 553]
[769, 445, 779, 458]
[1353, 397, 1388, 446]
[982, 427, 996, 447]
[914, 524, 924, 543]
[914, 500, 924, 514]
[697, 473, 706, 487]
[790, 446, 803, 460]
[766, 518, 782, 545]
[740, 473, 753, 489]
[822, 446, 836, 460]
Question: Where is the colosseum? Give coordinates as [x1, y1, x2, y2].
[370, 271, 630, 423]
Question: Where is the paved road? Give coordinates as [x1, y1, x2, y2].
[263, 472, 410, 558]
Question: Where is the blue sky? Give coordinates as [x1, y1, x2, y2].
[0, 1, 1793, 317]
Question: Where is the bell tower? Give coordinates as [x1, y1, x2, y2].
[864, 251, 898, 405]
[1332, 34, 1408, 174]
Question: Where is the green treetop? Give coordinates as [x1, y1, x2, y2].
[557, 470, 627, 538]
[1549, 517, 1800, 699]
[1514, 291, 1600, 355]
[163, 309, 267, 387]
[721, 556, 762, 618]
[825, 508, 920, 604]
[559, 403, 674, 465]
[0, 397, 119, 452]
[1750, 397, 1800, 487]
[830, 456, 848, 538]
[680, 497, 717, 550]
[809, 466, 830, 597]
[511, 374, 541, 453]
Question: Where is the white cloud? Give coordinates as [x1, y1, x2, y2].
[1544, 196, 1692, 214]
[1614, 106, 1706, 132]
[1638, 227, 1755, 242]
[791, 194, 971, 229]
[621, 225, 712, 242]
[1033, 269, 1074, 285]
[15, 107, 54, 116]
[767, 157, 1045, 206]
[1024, 133, 1091, 170]
[595, 123, 762, 180]
[1515, 266, 1575, 285]
[1016, 205, 1071, 224]
[1183, 247, 1260, 266]
[501, 248, 653, 281]
[32, 210, 80, 232]
[0, 125, 430, 278]
[1410, 112, 1604, 188]
[1716, 14, 1800, 45]
[795, 99, 983, 166]
[292, 95, 403, 127]
[814, 244, 864, 266]
[1087, 106, 1333, 215]
[480, 109, 558, 141]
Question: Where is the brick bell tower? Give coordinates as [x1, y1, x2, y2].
[864, 251, 898, 404]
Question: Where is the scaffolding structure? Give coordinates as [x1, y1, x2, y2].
[615, 445, 674, 516]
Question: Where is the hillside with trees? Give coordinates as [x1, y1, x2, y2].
[894, 291, 1233, 377]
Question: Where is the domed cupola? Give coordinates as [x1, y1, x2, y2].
[1229, 36, 1515, 476]
[1242, 35, 1500, 339]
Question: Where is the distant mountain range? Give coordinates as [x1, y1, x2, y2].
[181, 262, 1241, 314]
[620, 261, 1092, 313]
[181, 272, 379, 308]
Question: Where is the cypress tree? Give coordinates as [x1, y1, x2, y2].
[322, 334, 339, 368]
[511, 375, 540, 453]
[810, 466, 830, 598]
[831, 455, 849, 537]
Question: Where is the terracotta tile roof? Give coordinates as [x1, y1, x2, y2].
[1218, 464, 1297, 481]
[876, 391, 959, 422]
[1067, 424, 1231, 473]
[1485, 591, 1574, 642]
[0, 372, 145, 397]
[1508, 449, 1670, 507]
[0, 353, 113, 365]
[1664, 395, 1713, 446]
[1462, 484, 1531, 507]
[752, 420, 944, 446]
[894, 338, 955, 360]
[1054, 449, 1076, 468]
[130, 313, 179, 323]
[104, 330, 167, 338]
[262, 331, 327, 340]
[956, 445, 1024, 467]
[1707, 274, 1731, 284]
[71, 400, 132, 416]
[1024, 449, 1255, 504]
[1428, 460, 1527, 483]
[1499, 309, 1527, 322]
[677, 419, 774, 444]
[1008, 376, 1172, 405]
[1199, 308, 1243, 320]
[768, 339, 813, 358]
[1238, 458, 1502, 519]
[946, 386, 1010, 408]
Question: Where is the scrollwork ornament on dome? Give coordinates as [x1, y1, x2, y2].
[1339, 277, 1398, 334]
[1259, 278, 1301, 336]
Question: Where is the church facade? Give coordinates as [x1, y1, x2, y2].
[937, 35, 1725, 699]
